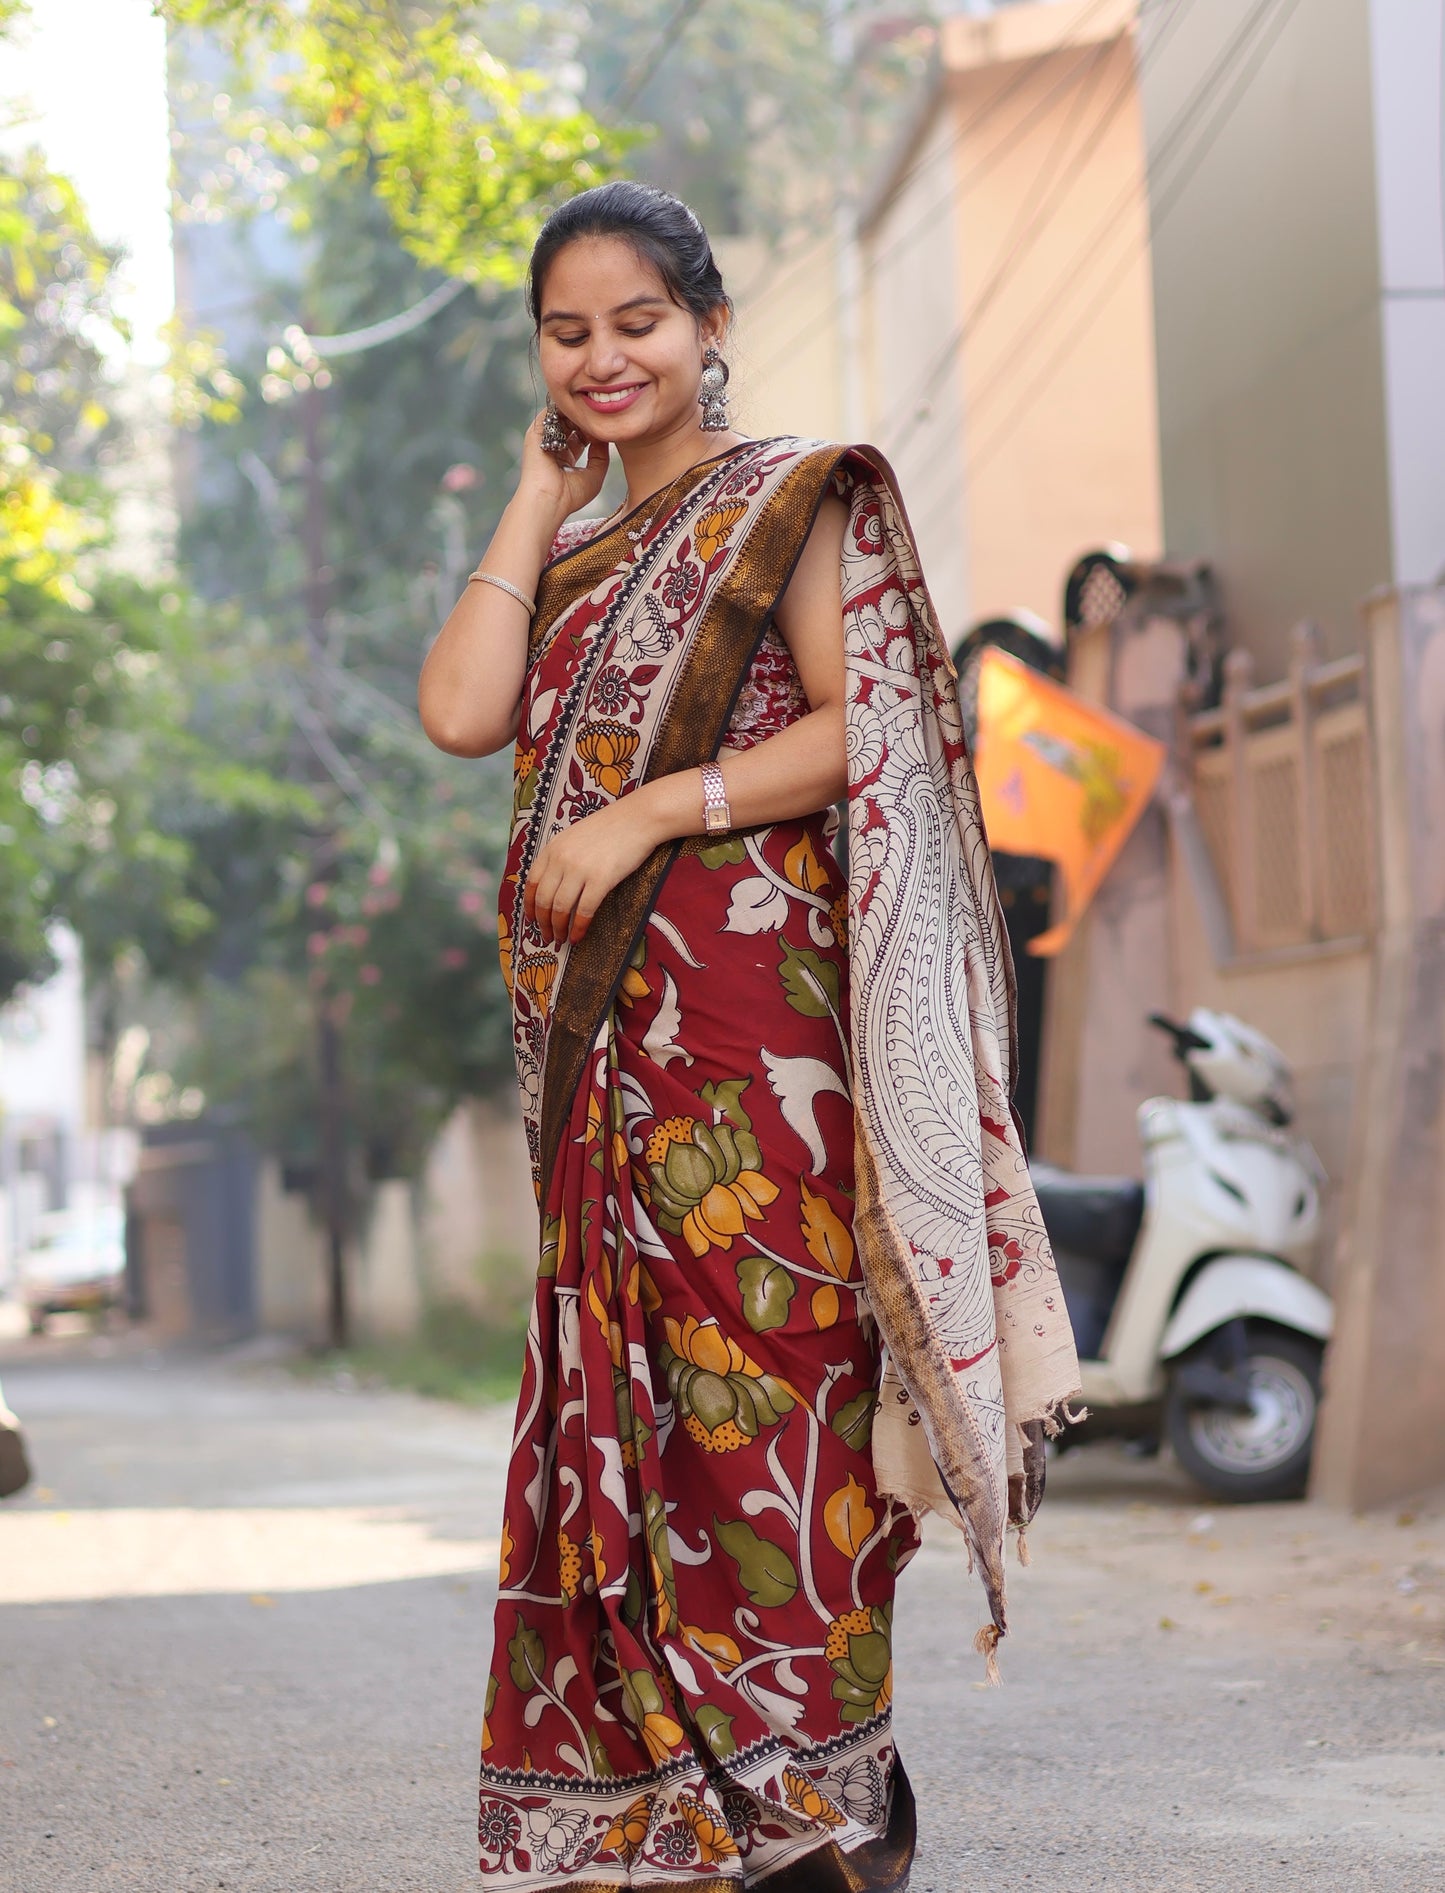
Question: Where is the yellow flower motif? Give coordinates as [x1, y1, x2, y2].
[576, 718, 640, 796]
[589, 1522, 608, 1590]
[684, 1174, 777, 1258]
[662, 1313, 759, 1378]
[678, 1791, 741, 1862]
[645, 1115, 697, 1165]
[515, 743, 537, 783]
[693, 502, 748, 563]
[826, 1602, 894, 1724]
[514, 950, 556, 1017]
[618, 961, 651, 1007]
[641, 1711, 684, 1766]
[829, 892, 849, 945]
[683, 1413, 749, 1454]
[782, 1765, 847, 1829]
[647, 1118, 779, 1255]
[602, 1794, 652, 1863]
[557, 1529, 582, 1600]
[659, 1316, 794, 1453]
[825, 1607, 874, 1662]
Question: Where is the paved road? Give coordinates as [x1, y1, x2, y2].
[2, 1332, 1443, 1892]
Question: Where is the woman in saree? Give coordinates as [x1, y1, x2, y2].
[419, 182, 1080, 1891]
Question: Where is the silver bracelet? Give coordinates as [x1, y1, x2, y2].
[467, 569, 536, 616]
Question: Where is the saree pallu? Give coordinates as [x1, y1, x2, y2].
[480, 438, 1081, 1888]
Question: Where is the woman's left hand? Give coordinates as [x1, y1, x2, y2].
[525, 797, 663, 947]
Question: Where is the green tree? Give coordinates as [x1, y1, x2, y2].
[158, 0, 630, 281]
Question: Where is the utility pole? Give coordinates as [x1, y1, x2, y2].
[301, 369, 349, 1353]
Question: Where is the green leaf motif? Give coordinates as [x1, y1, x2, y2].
[514, 768, 539, 814]
[713, 1515, 799, 1609]
[697, 835, 747, 868]
[779, 937, 841, 1019]
[586, 1725, 614, 1776]
[699, 1076, 752, 1132]
[507, 1613, 546, 1692]
[736, 1253, 796, 1333]
[831, 1388, 877, 1452]
[694, 1702, 737, 1759]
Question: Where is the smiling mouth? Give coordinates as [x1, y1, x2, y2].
[578, 384, 646, 410]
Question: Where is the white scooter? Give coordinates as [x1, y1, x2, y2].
[1034, 1009, 1333, 1502]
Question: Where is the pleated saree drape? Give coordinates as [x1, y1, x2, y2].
[478, 438, 1080, 1889]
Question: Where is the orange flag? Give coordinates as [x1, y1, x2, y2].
[973, 647, 1165, 956]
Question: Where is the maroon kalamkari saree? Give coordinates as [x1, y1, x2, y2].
[479, 439, 1081, 1888]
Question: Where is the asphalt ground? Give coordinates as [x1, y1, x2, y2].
[1, 1330, 1442, 1892]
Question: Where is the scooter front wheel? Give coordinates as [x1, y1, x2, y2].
[1165, 1323, 1323, 1502]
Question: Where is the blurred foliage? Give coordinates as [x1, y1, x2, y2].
[0, 121, 286, 1010]
[157, 0, 632, 283]
[160, 148, 531, 1175]
[560, 0, 940, 242]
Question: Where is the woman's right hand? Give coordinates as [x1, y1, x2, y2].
[517, 406, 611, 526]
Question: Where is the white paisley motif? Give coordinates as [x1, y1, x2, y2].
[839, 457, 1081, 1634]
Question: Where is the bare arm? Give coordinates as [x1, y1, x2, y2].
[527, 496, 850, 945]
[418, 415, 609, 757]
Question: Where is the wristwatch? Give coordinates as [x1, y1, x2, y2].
[700, 761, 732, 835]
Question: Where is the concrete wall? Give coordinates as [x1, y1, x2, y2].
[1366, 3, 1445, 590]
[1035, 606, 1372, 1287]
[417, 1097, 538, 1328]
[1314, 585, 1445, 1505]
[254, 1096, 538, 1343]
[860, 101, 972, 637]
[717, 232, 845, 447]
[945, 16, 1162, 630]
[1139, 0, 1394, 672]
[857, 1, 1161, 647]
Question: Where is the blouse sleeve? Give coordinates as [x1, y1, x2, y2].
[547, 517, 601, 563]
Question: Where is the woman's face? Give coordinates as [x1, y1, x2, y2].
[537, 235, 724, 447]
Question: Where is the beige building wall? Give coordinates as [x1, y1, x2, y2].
[859, 104, 971, 636]
[718, 233, 844, 446]
[1139, 0, 1394, 673]
[856, 0, 1161, 644]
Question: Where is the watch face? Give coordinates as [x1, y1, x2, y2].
[704, 806, 730, 833]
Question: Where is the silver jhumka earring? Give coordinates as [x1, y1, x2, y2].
[698, 346, 730, 432]
[540, 401, 570, 457]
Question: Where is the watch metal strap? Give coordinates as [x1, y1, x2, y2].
[700, 761, 731, 834]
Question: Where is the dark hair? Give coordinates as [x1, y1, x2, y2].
[526, 182, 732, 329]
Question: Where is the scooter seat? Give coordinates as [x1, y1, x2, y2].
[1030, 1165, 1146, 1360]
[1030, 1164, 1145, 1270]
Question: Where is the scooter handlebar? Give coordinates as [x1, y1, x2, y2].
[1147, 1011, 1213, 1058]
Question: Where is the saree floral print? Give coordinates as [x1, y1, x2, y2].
[481, 437, 1081, 1889]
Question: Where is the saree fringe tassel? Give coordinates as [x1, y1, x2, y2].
[972, 1625, 1004, 1689]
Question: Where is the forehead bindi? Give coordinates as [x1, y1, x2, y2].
[540, 237, 672, 325]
